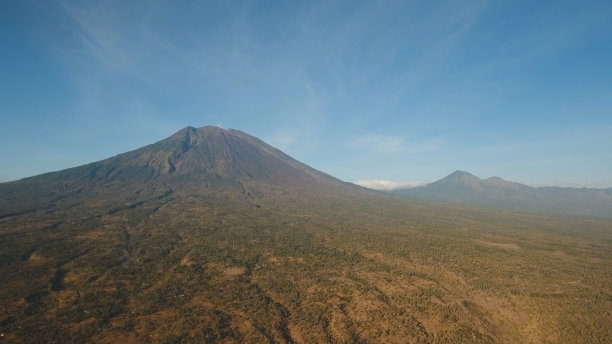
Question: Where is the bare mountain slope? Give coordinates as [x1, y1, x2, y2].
[0, 126, 356, 217]
[394, 170, 612, 217]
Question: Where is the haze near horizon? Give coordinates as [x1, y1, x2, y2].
[1, 1, 611, 187]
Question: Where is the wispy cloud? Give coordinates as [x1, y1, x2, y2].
[58, 1, 136, 71]
[355, 179, 425, 191]
[349, 134, 442, 155]
[349, 134, 405, 153]
[266, 128, 298, 151]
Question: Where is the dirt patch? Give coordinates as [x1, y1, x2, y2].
[223, 266, 247, 279]
[268, 256, 280, 264]
[474, 239, 520, 250]
[26, 253, 48, 266]
[180, 256, 195, 266]
[288, 323, 305, 344]
[188, 294, 214, 308]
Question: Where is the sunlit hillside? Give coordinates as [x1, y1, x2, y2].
[1, 127, 610, 343]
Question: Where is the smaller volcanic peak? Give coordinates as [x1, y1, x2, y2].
[394, 170, 612, 217]
[483, 176, 523, 189]
[445, 170, 476, 179]
[436, 170, 483, 190]
[429, 171, 527, 192]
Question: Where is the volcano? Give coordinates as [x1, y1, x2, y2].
[394, 170, 612, 217]
[51, 125, 347, 187]
[0, 126, 356, 217]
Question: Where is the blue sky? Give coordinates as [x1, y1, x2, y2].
[1, 1, 611, 188]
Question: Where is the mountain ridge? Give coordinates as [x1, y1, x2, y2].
[394, 170, 612, 217]
[2, 125, 345, 185]
[0, 125, 361, 217]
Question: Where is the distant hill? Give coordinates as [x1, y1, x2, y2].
[394, 170, 612, 217]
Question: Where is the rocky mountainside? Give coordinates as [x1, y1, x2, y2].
[0, 126, 356, 217]
[394, 170, 612, 217]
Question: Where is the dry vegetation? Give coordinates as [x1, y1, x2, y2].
[1, 189, 611, 343]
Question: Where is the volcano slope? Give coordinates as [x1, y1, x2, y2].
[394, 170, 612, 217]
[1, 126, 611, 343]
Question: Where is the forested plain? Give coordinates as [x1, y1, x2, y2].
[1, 183, 611, 343]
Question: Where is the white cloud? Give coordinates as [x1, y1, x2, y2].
[355, 179, 425, 191]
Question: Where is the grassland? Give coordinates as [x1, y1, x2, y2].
[1, 187, 611, 343]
